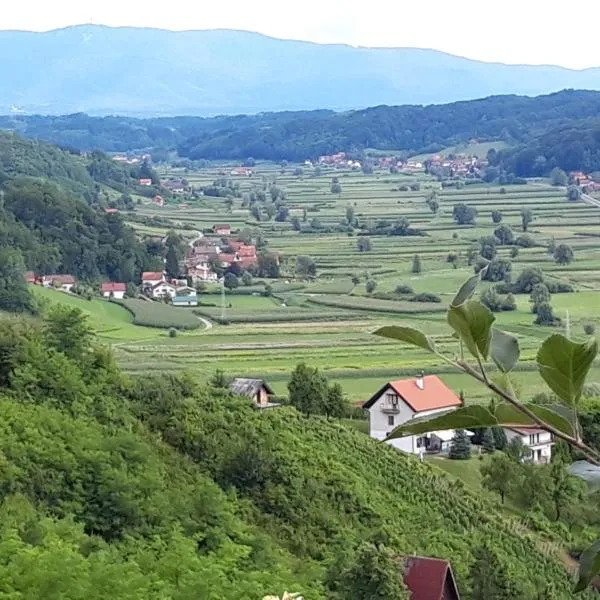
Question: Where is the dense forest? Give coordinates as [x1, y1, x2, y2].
[0, 309, 590, 599]
[2, 90, 600, 170]
[0, 132, 160, 282]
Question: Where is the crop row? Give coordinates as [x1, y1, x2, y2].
[112, 299, 200, 330]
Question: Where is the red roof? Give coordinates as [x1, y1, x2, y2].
[239, 256, 257, 268]
[507, 426, 547, 435]
[402, 556, 460, 600]
[46, 274, 75, 284]
[213, 224, 231, 231]
[104, 208, 119, 214]
[142, 272, 164, 281]
[101, 282, 126, 292]
[363, 375, 462, 412]
[219, 253, 237, 265]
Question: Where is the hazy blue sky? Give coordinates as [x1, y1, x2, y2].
[3, 0, 599, 69]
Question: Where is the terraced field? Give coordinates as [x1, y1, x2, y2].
[84, 160, 600, 402]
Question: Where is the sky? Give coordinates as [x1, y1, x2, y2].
[2, 0, 599, 70]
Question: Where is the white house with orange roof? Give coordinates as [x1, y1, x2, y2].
[362, 374, 464, 454]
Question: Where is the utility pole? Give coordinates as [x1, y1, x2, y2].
[220, 277, 226, 321]
[565, 309, 571, 340]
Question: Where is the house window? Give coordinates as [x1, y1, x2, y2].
[388, 415, 395, 426]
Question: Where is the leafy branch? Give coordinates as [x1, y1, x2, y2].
[373, 272, 600, 590]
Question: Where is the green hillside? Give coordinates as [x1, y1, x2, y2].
[0, 309, 588, 599]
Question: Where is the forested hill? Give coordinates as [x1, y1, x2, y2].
[2, 25, 600, 115]
[2, 90, 600, 165]
[0, 132, 158, 282]
[0, 311, 589, 598]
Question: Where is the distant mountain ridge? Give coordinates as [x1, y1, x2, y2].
[2, 25, 600, 115]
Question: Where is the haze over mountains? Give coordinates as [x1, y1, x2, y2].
[2, 24, 600, 116]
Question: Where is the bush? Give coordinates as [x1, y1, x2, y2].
[515, 234, 535, 248]
[394, 284, 414, 295]
[168, 327, 177, 338]
[410, 292, 441, 303]
[584, 322, 596, 336]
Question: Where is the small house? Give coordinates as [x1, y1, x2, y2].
[401, 556, 461, 600]
[142, 271, 165, 287]
[42, 274, 76, 292]
[229, 378, 279, 409]
[104, 208, 119, 215]
[139, 178, 152, 186]
[213, 224, 232, 236]
[362, 374, 463, 455]
[151, 281, 177, 299]
[24, 271, 36, 284]
[100, 282, 126, 299]
[152, 195, 165, 207]
[173, 286, 198, 307]
[503, 427, 554, 464]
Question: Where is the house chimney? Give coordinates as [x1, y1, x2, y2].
[416, 371, 424, 390]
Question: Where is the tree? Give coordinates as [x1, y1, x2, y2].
[452, 203, 477, 225]
[506, 437, 532, 463]
[44, 305, 93, 361]
[550, 459, 585, 521]
[550, 167, 568, 186]
[491, 210, 503, 224]
[520, 208, 533, 232]
[243, 157, 256, 167]
[250, 204, 261, 221]
[480, 288, 503, 312]
[514, 267, 544, 293]
[0, 246, 36, 314]
[567, 185, 581, 201]
[481, 453, 516, 503]
[478, 236, 497, 260]
[449, 429, 471, 459]
[351, 275, 360, 286]
[426, 197, 439, 213]
[446, 252, 458, 268]
[241, 271, 253, 286]
[336, 543, 409, 600]
[288, 363, 328, 416]
[530, 283, 551, 313]
[492, 427, 508, 450]
[509, 246, 519, 259]
[331, 181, 342, 195]
[293, 167, 303, 177]
[411, 254, 422, 274]
[357, 237, 372, 252]
[584, 322, 596, 336]
[345, 205, 356, 226]
[295, 255, 316, 278]
[553, 243, 574, 265]
[257, 253, 280, 278]
[493, 224, 514, 245]
[535, 301, 559, 326]
[470, 544, 523, 599]
[325, 383, 346, 419]
[479, 258, 511, 283]
[481, 428, 495, 453]
[290, 216, 301, 232]
[223, 272, 239, 290]
[165, 245, 179, 279]
[365, 279, 377, 294]
[547, 237, 556, 255]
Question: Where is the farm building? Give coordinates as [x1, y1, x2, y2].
[100, 282, 126, 299]
[362, 374, 463, 455]
[229, 378, 279, 409]
[401, 556, 461, 600]
[41, 274, 76, 292]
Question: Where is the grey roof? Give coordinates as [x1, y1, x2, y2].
[229, 378, 274, 398]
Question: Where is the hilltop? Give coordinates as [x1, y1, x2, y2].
[1, 25, 600, 115]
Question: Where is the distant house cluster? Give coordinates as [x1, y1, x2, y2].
[25, 273, 77, 292]
[141, 272, 199, 306]
[427, 153, 486, 177]
[229, 167, 252, 177]
[571, 171, 600, 193]
[185, 225, 259, 283]
[363, 374, 553, 463]
[112, 153, 150, 165]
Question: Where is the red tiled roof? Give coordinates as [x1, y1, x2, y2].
[104, 208, 119, 214]
[142, 271, 164, 281]
[24, 271, 36, 282]
[219, 253, 237, 265]
[101, 282, 126, 292]
[402, 556, 460, 600]
[239, 256, 257, 268]
[213, 224, 231, 230]
[363, 375, 462, 412]
[46, 274, 75, 284]
[506, 426, 547, 435]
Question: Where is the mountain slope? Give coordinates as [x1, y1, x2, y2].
[2, 25, 600, 115]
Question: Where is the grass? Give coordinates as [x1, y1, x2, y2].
[425, 454, 488, 491]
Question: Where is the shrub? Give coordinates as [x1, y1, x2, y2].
[515, 234, 535, 248]
[394, 284, 414, 295]
[168, 327, 177, 338]
[410, 292, 441, 303]
[584, 322, 596, 336]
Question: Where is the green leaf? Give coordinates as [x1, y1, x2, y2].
[490, 329, 520, 373]
[386, 406, 495, 440]
[447, 300, 495, 360]
[494, 403, 575, 437]
[386, 402, 575, 441]
[451, 273, 481, 307]
[575, 539, 600, 592]
[537, 334, 598, 407]
[373, 326, 436, 353]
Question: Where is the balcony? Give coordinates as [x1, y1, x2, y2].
[381, 404, 400, 414]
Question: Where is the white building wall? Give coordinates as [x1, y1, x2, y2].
[504, 429, 553, 463]
[367, 387, 457, 455]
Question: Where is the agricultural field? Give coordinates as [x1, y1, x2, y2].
[81, 159, 600, 404]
